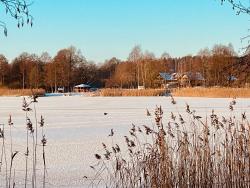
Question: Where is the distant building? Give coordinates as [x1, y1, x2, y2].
[159, 72, 205, 88]
[227, 75, 237, 86]
[138, 85, 145, 90]
[57, 87, 65, 93]
[227, 75, 237, 81]
[159, 73, 178, 82]
[159, 72, 179, 88]
[73, 84, 91, 92]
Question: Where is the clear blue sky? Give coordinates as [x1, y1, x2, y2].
[0, 0, 249, 63]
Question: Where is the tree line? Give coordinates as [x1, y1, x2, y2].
[0, 44, 249, 92]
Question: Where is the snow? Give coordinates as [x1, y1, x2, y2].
[0, 96, 249, 187]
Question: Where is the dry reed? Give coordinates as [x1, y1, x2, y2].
[0, 95, 47, 188]
[88, 97, 250, 187]
[0, 88, 45, 97]
[100, 89, 166, 97]
[172, 87, 250, 98]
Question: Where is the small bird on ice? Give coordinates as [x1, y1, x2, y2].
[108, 129, 114, 137]
[146, 109, 151, 116]
[104, 112, 108, 115]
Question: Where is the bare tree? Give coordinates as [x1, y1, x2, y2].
[220, 0, 250, 15]
[0, 54, 9, 85]
[128, 45, 143, 88]
[161, 52, 171, 60]
[0, 0, 33, 36]
[219, 0, 250, 83]
[128, 45, 142, 62]
[220, 0, 250, 49]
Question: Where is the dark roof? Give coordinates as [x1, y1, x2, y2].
[159, 73, 177, 81]
[228, 75, 237, 81]
[160, 72, 205, 81]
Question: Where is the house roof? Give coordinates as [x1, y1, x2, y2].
[159, 73, 177, 81]
[160, 72, 205, 81]
[74, 84, 91, 88]
[228, 75, 237, 81]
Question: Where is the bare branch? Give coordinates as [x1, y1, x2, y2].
[0, 0, 33, 36]
[220, 0, 250, 15]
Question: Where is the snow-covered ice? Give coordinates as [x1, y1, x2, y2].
[0, 96, 249, 187]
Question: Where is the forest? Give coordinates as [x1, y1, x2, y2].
[0, 43, 249, 92]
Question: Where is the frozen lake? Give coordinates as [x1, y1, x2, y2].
[0, 96, 249, 187]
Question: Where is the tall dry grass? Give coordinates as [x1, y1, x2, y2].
[172, 87, 250, 98]
[100, 88, 166, 97]
[87, 97, 250, 187]
[0, 88, 45, 97]
[0, 95, 47, 187]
